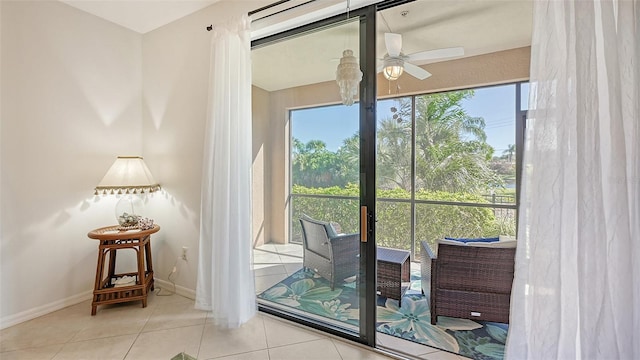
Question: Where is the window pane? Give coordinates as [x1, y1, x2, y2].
[290, 103, 360, 244]
[291, 105, 359, 189]
[414, 86, 516, 205]
[255, 18, 363, 336]
[376, 97, 413, 196]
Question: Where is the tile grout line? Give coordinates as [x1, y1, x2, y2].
[120, 299, 157, 360]
[49, 342, 65, 360]
[263, 337, 331, 351]
[262, 314, 273, 360]
[56, 298, 113, 359]
[194, 312, 208, 360]
[329, 337, 345, 360]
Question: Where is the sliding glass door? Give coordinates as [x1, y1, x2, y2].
[250, 0, 530, 357]
[251, 7, 378, 345]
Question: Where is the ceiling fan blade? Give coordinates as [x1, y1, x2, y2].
[404, 62, 432, 80]
[385, 33, 402, 57]
[376, 64, 384, 73]
[406, 47, 464, 63]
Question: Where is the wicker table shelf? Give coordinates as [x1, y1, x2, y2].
[87, 224, 160, 315]
[377, 247, 410, 307]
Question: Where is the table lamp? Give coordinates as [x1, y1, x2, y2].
[94, 156, 160, 227]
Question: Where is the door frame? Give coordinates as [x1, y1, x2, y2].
[251, 3, 379, 347]
[357, 3, 377, 347]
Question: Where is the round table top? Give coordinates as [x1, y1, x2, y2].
[88, 224, 160, 240]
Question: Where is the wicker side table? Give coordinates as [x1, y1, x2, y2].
[377, 247, 410, 307]
[87, 224, 160, 315]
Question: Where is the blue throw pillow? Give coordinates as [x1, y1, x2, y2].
[444, 236, 500, 244]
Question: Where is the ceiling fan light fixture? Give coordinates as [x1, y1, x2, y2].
[383, 65, 404, 81]
[382, 56, 404, 81]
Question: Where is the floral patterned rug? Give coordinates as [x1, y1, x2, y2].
[258, 267, 508, 360]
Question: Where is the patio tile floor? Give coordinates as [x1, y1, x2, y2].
[253, 242, 471, 360]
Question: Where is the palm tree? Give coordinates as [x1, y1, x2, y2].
[376, 118, 412, 190]
[292, 139, 344, 187]
[502, 144, 516, 163]
[378, 90, 501, 193]
[336, 134, 360, 185]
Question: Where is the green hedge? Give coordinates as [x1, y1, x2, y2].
[291, 185, 515, 256]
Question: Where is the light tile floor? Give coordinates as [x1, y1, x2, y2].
[252, 243, 470, 360]
[1, 292, 395, 360]
[0, 244, 467, 360]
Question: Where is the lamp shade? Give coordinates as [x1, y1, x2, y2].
[94, 156, 160, 195]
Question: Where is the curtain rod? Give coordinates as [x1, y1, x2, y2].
[250, 0, 318, 22]
[245, 0, 413, 23]
[248, 0, 293, 16]
[205, 0, 413, 31]
[207, 0, 315, 31]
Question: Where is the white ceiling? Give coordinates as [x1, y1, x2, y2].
[253, 0, 533, 91]
[61, 0, 221, 33]
[58, 0, 533, 91]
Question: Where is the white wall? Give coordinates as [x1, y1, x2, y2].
[0, 0, 271, 327]
[0, 1, 143, 326]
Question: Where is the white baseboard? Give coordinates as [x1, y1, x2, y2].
[1, 280, 196, 330]
[154, 279, 196, 300]
[0, 290, 93, 330]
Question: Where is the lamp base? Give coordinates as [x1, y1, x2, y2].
[115, 195, 143, 227]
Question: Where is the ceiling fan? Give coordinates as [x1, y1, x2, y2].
[379, 33, 464, 81]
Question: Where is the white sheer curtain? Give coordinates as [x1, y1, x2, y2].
[506, 1, 639, 359]
[195, 14, 256, 328]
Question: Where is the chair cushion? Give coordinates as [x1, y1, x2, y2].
[301, 214, 339, 238]
[329, 222, 344, 235]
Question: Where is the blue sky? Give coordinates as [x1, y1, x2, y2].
[291, 83, 525, 156]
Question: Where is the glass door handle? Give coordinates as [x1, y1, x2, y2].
[361, 206, 367, 243]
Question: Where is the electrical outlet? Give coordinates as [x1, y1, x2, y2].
[181, 246, 188, 261]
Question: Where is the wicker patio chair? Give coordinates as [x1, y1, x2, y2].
[299, 215, 359, 290]
[421, 239, 516, 325]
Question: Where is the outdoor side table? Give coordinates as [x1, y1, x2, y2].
[377, 247, 411, 307]
[87, 224, 159, 315]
